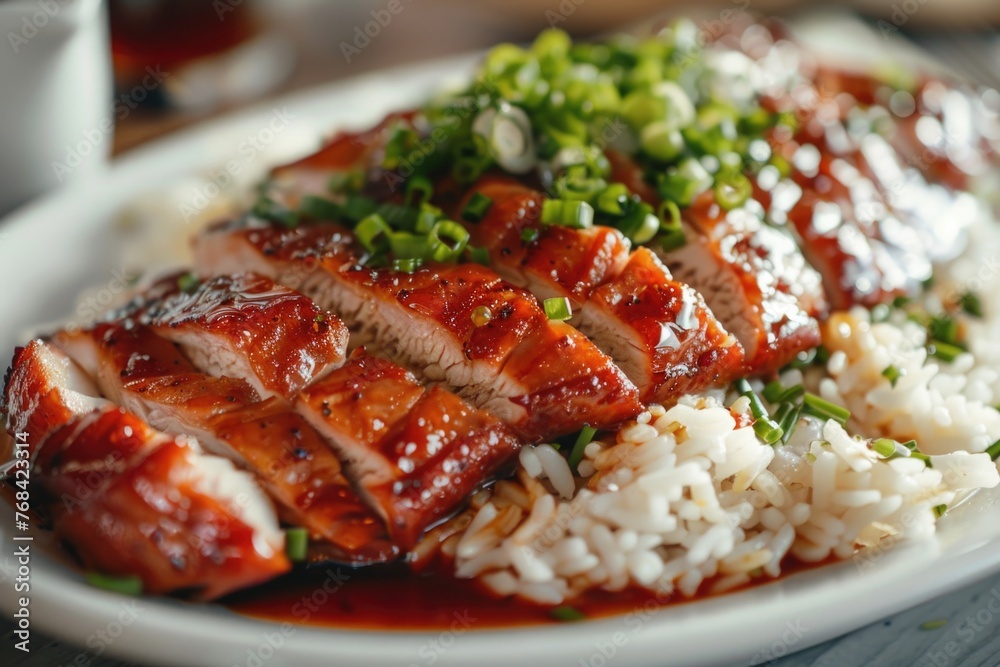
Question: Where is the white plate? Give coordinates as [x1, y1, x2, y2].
[3, 41, 1000, 667]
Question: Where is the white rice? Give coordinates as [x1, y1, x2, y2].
[446, 208, 1000, 604]
[448, 397, 998, 604]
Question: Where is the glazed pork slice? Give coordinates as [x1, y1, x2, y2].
[34, 405, 289, 599]
[450, 175, 631, 307]
[297, 349, 520, 549]
[451, 177, 744, 398]
[756, 146, 926, 310]
[580, 248, 744, 402]
[2, 341, 107, 459]
[267, 111, 416, 205]
[110, 272, 348, 402]
[193, 221, 642, 441]
[658, 193, 825, 375]
[53, 323, 397, 564]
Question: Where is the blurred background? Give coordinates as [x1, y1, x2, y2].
[106, 0, 1000, 150]
[0, 0, 998, 213]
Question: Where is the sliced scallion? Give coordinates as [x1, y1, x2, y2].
[543, 296, 573, 321]
[177, 273, 200, 295]
[86, 572, 143, 595]
[568, 425, 597, 474]
[428, 220, 470, 262]
[928, 340, 964, 363]
[468, 246, 490, 265]
[959, 292, 983, 318]
[405, 176, 434, 208]
[355, 214, 393, 256]
[298, 195, 341, 221]
[881, 365, 901, 387]
[801, 393, 851, 426]
[986, 438, 1000, 461]
[285, 528, 309, 561]
[521, 227, 540, 243]
[461, 192, 494, 223]
[550, 605, 587, 622]
[540, 199, 594, 229]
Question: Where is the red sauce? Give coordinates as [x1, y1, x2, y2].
[223, 557, 833, 630]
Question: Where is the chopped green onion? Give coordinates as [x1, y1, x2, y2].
[656, 157, 712, 207]
[540, 199, 594, 229]
[521, 227, 540, 243]
[392, 258, 423, 273]
[777, 403, 803, 445]
[253, 197, 299, 228]
[801, 393, 851, 426]
[872, 437, 904, 459]
[881, 365, 901, 387]
[544, 296, 573, 321]
[389, 231, 430, 260]
[927, 315, 962, 347]
[298, 195, 341, 221]
[910, 451, 933, 467]
[285, 528, 309, 561]
[762, 381, 804, 404]
[986, 438, 1000, 461]
[735, 379, 784, 445]
[85, 572, 143, 595]
[959, 292, 983, 318]
[568, 425, 597, 474]
[933, 504, 947, 518]
[355, 214, 393, 256]
[177, 273, 200, 295]
[753, 419, 784, 445]
[929, 340, 965, 363]
[920, 619, 948, 631]
[713, 171, 752, 211]
[550, 605, 587, 622]
[405, 176, 434, 208]
[468, 246, 490, 265]
[327, 169, 363, 193]
[616, 201, 659, 244]
[640, 122, 685, 162]
[461, 192, 494, 223]
[596, 184, 630, 216]
[341, 194, 378, 223]
[428, 220, 470, 262]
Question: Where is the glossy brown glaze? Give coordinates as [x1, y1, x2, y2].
[812, 66, 999, 191]
[298, 349, 521, 549]
[113, 272, 349, 401]
[53, 323, 397, 564]
[673, 193, 825, 375]
[37, 405, 289, 599]
[583, 247, 744, 402]
[193, 221, 643, 441]
[451, 175, 631, 306]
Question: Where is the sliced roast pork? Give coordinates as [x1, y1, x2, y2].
[35, 405, 289, 599]
[193, 222, 642, 441]
[450, 175, 631, 306]
[2, 341, 107, 459]
[580, 247, 744, 402]
[297, 349, 520, 549]
[53, 323, 397, 564]
[111, 272, 349, 402]
[660, 193, 826, 375]
[451, 177, 744, 400]
[3, 340, 289, 598]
